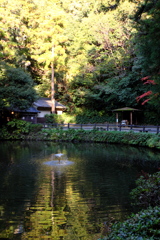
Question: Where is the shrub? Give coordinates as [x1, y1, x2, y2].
[147, 135, 160, 149]
[1, 123, 160, 150]
[0, 119, 31, 139]
[0, 120, 43, 139]
[75, 110, 115, 124]
[7, 119, 30, 134]
[99, 172, 160, 240]
[45, 113, 64, 124]
[130, 171, 160, 208]
[99, 206, 160, 240]
[0, 126, 10, 139]
[35, 129, 160, 150]
[61, 113, 76, 123]
[29, 123, 43, 133]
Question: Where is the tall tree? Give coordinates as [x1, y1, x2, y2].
[0, 0, 68, 96]
[63, 1, 139, 111]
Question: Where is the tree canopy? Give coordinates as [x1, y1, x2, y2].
[0, 0, 159, 123]
[132, 0, 160, 109]
[0, 64, 37, 110]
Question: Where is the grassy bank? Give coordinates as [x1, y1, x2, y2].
[39, 128, 160, 149]
[0, 120, 160, 149]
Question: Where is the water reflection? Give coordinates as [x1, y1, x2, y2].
[44, 153, 74, 167]
[0, 141, 159, 239]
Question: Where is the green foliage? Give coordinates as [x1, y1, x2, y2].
[0, 63, 37, 110]
[99, 171, 160, 240]
[0, 120, 43, 139]
[45, 114, 64, 124]
[65, 1, 139, 112]
[131, 0, 160, 111]
[76, 110, 115, 124]
[1, 123, 160, 149]
[133, 0, 160, 74]
[130, 171, 160, 208]
[0, 0, 159, 123]
[0, 126, 10, 139]
[1, 119, 31, 139]
[60, 113, 76, 123]
[39, 128, 160, 149]
[143, 111, 160, 125]
[99, 206, 160, 240]
[46, 112, 76, 124]
[147, 135, 160, 149]
[29, 123, 43, 133]
[7, 119, 30, 133]
[45, 111, 114, 124]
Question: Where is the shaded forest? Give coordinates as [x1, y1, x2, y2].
[0, 0, 160, 124]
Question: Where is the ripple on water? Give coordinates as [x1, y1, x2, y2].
[43, 160, 74, 166]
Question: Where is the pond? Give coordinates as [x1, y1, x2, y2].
[0, 141, 159, 240]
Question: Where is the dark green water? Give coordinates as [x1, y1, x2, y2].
[0, 141, 159, 240]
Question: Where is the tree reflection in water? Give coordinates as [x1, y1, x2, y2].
[0, 141, 159, 239]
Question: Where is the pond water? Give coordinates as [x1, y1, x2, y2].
[0, 141, 159, 240]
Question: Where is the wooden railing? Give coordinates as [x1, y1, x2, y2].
[41, 123, 160, 134]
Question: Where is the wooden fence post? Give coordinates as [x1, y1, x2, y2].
[45, 123, 159, 133]
[157, 126, 159, 134]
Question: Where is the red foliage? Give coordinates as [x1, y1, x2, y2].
[142, 98, 150, 105]
[136, 76, 157, 105]
[141, 76, 151, 81]
[136, 91, 152, 102]
[143, 80, 156, 85]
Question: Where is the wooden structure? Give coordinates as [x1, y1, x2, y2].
[112, 107, 141, 125]
[2, 98, 66, 124]
[33, 98, 66, 123]
[41, 123, 160, 134]
[2, 106, 40, 123]
[18, 107, 40, 123]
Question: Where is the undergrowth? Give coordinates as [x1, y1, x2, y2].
[0, 120, 160, 149]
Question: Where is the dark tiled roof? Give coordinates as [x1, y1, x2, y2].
[34, 98, 66, 109]
[21, 107, 40, 113]
[11, 107, 40, 113]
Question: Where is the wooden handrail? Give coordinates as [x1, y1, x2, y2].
[41, 123, 160, 134]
